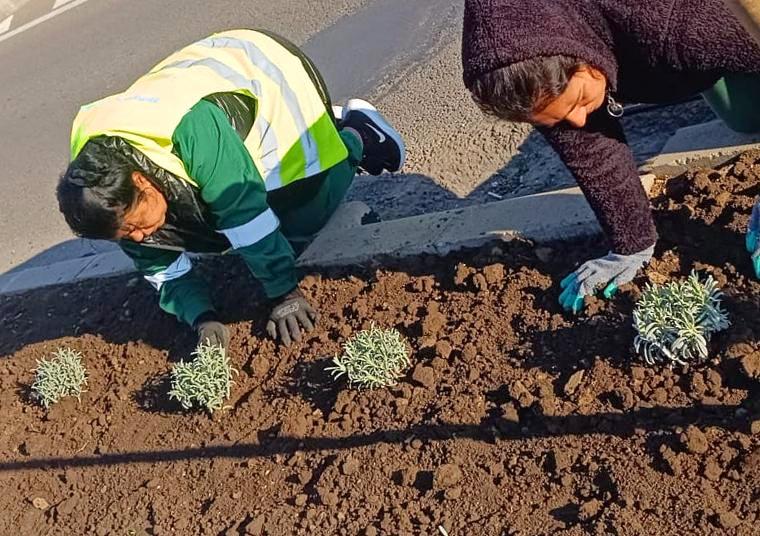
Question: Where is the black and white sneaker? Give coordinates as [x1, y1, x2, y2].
[341, 98, 406, 175]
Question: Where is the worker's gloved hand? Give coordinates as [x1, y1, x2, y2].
[745, 199, 760, 278]
[266, 288, 319, 346]
[193, 312, 230, 351]
[559, 245, 655, 313]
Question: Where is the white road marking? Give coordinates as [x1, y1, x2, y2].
[0, 0, 92, 44]
[53, 0, 79, 9]
[0, 15, 13, 34]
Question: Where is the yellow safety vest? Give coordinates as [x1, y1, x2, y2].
[70, 29, 348, 190]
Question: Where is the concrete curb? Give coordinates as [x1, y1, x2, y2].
[642, 119, 760, 176]
[297, 179, 655, 268]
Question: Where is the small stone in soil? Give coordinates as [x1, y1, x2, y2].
[563, 370, 584, 397]
[717, 511, 741, 529]
[31, 497, 50, 510]
[294, 494, 308, 507]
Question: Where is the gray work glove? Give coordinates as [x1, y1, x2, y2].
[559, 245, 655, 313]
[194, 312, 230, 351]
[266, 288, 319, 346]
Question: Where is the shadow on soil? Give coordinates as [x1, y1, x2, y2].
[1, 398, 756, 472]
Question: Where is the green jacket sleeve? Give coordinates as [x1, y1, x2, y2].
[119, 241, 214, 327]
[172, 99, 298, 299]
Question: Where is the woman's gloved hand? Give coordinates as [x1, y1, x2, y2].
[745, 199, 760, 278]
[559, 245, 655, 313]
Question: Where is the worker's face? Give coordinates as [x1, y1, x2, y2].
[530, 66, 607, 128]
[116, 172, 167, 242]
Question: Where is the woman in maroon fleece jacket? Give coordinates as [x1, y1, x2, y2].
[462, 0, 760, 312]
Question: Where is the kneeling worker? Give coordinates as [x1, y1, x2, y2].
[57, 29, 405, 349]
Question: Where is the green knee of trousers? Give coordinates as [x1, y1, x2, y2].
[702, 73, 760, 134]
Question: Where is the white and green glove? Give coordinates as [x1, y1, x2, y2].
[559, 245, 655, 313]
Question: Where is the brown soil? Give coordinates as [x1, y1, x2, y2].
[2, 152, 760, 536]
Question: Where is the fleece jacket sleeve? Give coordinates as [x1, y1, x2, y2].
[539, 110, 658, 256]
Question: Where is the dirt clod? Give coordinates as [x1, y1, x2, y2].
[750, 420, 760, 435]
[578, 499, 603, 521]
[319, 490, 339, 507]
[434, 464, 462, 489]
[680, 426, 709, 454]
[740, 352, 760, 380]
[244, 517, 265, 536]
[411, 365, 435, 389]
[546, 449, 574, 473]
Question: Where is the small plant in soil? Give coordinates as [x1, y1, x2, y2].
[168, 343, 237, 413]
[327, 324, 411, 389]
[633, 271, 729, 366]
[31, 348, 88, 408]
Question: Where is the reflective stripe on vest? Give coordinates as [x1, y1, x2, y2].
[70, 29, 347, 191]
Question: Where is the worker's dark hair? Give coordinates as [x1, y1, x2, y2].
[469, 55, 584, 122]
[57, 137, 139, 240]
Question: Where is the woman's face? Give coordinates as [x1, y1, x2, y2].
[116, 172, 167, 242]
[530, 65, 607, 128]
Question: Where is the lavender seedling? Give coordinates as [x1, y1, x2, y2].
[327, 324, 411, 389]
[168, 343, 237, 413]
[31, 348, 88, 408]
[633, 271, 729, 366]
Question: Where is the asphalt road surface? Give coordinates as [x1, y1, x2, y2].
[0, 0, 455, 273]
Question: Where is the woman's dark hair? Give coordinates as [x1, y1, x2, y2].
[56, 136, 139, 240]
[469, 55, 584, 122]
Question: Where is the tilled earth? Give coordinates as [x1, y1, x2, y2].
[1, 153, 760, 535]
